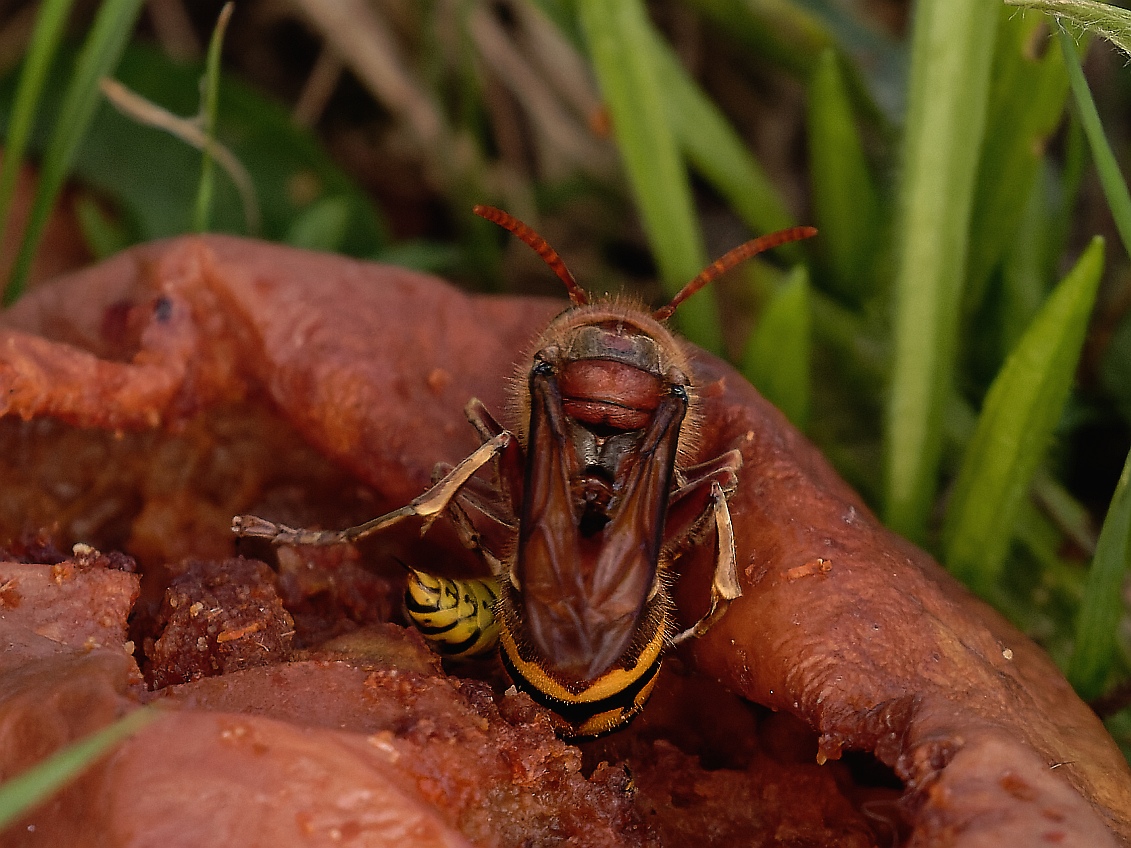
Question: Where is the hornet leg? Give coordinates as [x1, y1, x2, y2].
[670, 480, 740, 645]
[232, 432, 512, 546]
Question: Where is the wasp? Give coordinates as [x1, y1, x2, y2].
[402, 566, 500, 659]
[233, 207, 816, 738]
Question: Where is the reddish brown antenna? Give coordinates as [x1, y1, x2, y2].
[652, 226, 818, 321]
[474, 205, 589, 307]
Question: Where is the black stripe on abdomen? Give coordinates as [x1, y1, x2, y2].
[499, 640, 661, 729]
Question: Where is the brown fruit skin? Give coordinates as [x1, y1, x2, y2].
[670, 351, 1130, 846]
[0, 234, 1129, 846]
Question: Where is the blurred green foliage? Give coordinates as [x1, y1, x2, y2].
[1, 0, 143, 303]
[0, 42, 388, 259]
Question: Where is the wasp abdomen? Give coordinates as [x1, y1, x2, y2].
[498, 588, 669, 739]
[403, 569, 501, 658]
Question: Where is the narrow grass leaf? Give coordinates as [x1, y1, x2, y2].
[806, 49, 880, 302]
[966, 7, 1069, 312]
[0, 43, 384, 252]
[0, 0, 75, 273]
[0, 708, 157, 831]
[99, 78, 261, 235]
[1068, 444, 1131, 699]
[883, 0, 1000, 541]
[1057, 22, 1131, 259]
[193, 2, 233, 232]
[1000, 164, 1056, 359]
[742, 265, 811, 429]
[943, 237, 1104, 595]
[1006, 0, 1131, 59]
[646, 31, 794, 239]
[3, 0, 144, 306]
[575, 0, 720, 352]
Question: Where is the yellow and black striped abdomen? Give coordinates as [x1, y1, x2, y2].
[403, 569, 501, 658]
[497, 590, 668, 739]
[403, 569, 668, 738]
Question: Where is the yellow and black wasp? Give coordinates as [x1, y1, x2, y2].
[402, 566, 499, 659]
[233, 206, 816, 738]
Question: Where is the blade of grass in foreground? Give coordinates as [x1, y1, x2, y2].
[942, 237, 1104, 596]
[1068, 444, 1131, 700]
[0, 0, 76, 276]
[883, 0, 1000, 542]
[0, 708, 157, 831]
[806, 49, 881, 303]
[999, 165, 1057, 359]
[575, 0, 720, 352]
[2, 0, 144, 306]
[193, 2, 233, 233]
[741, 265, 811, 429]
[965, 6, 1069, 314]
[645, 29, 795, 240]
[98, 77, 262, 236]
[1055, 20, 1131, 259]
[1049, 30, 1131, 685]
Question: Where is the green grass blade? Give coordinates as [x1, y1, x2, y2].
[0, 0, 75, 270]
[1056, 21, 1131, 259]
[966, 7, 1069, 312]
[943, 237, 1104, 596]
[99, 77, 262, 236]
[193, 2, 233, 233]
[741, 265, 811, 429]
[575, 0, 720, 352]
[0, 42, 383, 251]
[1006, 0, 1131, 59]
[1068, 444, 1131, 699]
[0, 708, 157, 831]
[646, 31, 794, 238]
[882, 0, 1000, 541]
[2, 0, 144, 306]
[806, 49, 880, 302]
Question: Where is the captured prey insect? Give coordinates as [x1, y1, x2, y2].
[402, 565, 500, 658]
[233, 207, 816, 738]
